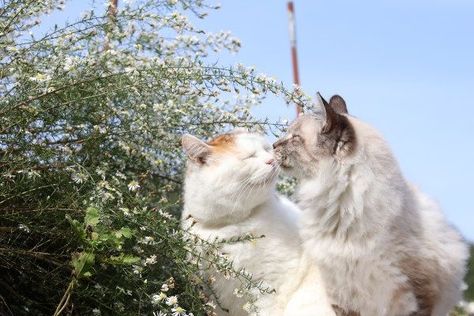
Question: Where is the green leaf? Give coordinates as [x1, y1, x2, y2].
[71, 252, 95, 278]
[91, 232, 99, 240]
[65, 214, 86, 239]
[84, 206, 100, 227]
[108, 254, 140, 265]
[115, 227, 133, 239]
[122, 255, 140, 265]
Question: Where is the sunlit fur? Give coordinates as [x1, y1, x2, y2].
[275, 110, 468, 316]
[181, 131, 334, 316]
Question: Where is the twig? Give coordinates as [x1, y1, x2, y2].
[53, 278, 75, 316]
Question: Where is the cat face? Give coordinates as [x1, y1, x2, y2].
[182, 131, 278, 212]
[273, 94, 356, 178]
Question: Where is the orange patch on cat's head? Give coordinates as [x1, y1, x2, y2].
[207, 133, 237, 154]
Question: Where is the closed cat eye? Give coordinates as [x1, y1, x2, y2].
[243, 152, 257, 159]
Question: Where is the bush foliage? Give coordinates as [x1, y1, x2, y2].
[0, 0, 309, 315]
[465, 245, 474, 301]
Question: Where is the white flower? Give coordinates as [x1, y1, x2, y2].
[114, 302, 125, 312]
[63, 56, 76, 71]
[29, 73, 51, 82]
[242, 302, 251, 312]
[92, 308, 101, 315]
[18, 224, 30, 233]
[161, 283, 169, 292]
[93, 125, 107, 134]
[171, 306, 186, 316]
[165, 295, 178, 306]
[71, 172, 87, 184]
[159, 209, 173, 219]
[139, 236, 155, 245]
[132, 265, 142, 275]
[145, 255, 157, 266]
[151, 295, 160, 305]
[127, 180, 140, 191]
[151, 294, 159, 305]
[151, 292, 167, 305]
[233, 288, 244, 298]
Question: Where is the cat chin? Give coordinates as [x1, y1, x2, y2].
[251, 172, 278, 187]
[280, 165, 306, 179]
[279, 168, 297, 180]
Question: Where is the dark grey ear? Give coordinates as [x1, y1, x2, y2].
[316, 91, 330, 109]
[329, 95, 348, 114]
[316, 92, 357, 156]
[317, 92, 339, 134]
[181, 134, 211, 164]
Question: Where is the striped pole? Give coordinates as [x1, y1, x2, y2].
[287, 1, 302, 115]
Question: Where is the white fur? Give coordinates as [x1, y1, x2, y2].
[182, 133, 334, 316]
[298, 117, 468, 316]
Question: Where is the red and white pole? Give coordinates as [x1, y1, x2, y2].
[287, 1, 302, 115]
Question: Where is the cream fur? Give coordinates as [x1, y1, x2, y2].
[297, 116, 468, 316]
[181, 132, 334, 316]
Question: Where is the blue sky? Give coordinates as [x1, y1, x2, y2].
[50, 1, 473, 240]
[201, 0, 474, 241]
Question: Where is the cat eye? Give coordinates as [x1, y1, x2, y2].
[243, 152, 257, 160]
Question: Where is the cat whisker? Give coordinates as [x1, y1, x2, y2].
[229, 177, 255, 214]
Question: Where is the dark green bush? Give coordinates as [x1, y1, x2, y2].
[0, 1, 306, 314]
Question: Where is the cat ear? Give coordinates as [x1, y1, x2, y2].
[317, 92, 339, 134]
[316, 91, 329, 110]
[329, 95, 348, 114]
[317, 92, 356, 156]
[181, 134, 211, 165]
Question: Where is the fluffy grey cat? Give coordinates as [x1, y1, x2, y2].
[273, 93, 468, 316]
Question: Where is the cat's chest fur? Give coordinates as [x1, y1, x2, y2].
[184, 196, 303, 315]
[303, 233, 414, 316]
[189, 199, 301, 276]
[297, 162, 418, 316]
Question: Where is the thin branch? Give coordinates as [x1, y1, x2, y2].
[53, 278, 75, 316]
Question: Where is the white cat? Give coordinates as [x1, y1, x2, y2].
[273, 94, 468, 316]
[181, 130, 334, 316]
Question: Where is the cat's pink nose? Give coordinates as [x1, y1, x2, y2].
[265, 158, 275, 165]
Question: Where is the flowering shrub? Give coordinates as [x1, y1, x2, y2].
[0, 0, 313, 315]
